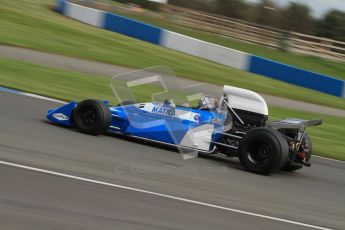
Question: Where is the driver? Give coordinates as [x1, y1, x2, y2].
[163, 98, 176, 108]
[198, 95, 219, 111]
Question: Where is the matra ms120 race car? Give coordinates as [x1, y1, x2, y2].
[47, 67, 322, 175]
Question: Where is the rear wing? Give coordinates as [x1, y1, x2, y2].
[267, 119, 323, 129]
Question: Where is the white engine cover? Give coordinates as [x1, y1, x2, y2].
[223, 85, 268, 115]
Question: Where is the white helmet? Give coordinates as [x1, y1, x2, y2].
[198, 95, 219, 111]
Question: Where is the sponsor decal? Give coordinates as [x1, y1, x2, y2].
[152, 105, 175, 116]
[53, 113, 69, 121]
[194, 114, 200, 122]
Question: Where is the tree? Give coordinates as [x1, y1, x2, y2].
[278, 2, 313, 33]
[316, 10, 345, 42]
[215, 0, 249, 20]
[168, 0, 217, 13]
[247, 0, 279, 27]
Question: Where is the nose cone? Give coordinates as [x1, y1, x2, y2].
[46, 101, 77, 126]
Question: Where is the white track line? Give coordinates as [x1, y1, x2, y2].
[313, 155, 344, 163]
[0, 160, 332, 230]
[21, 92, 66, 104]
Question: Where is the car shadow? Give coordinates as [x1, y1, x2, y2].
[105, 131, 246, 171]
[43, 120, 295, 176]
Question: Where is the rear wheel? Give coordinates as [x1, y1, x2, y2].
[73, 99, 111, 135]
[239, 128, 289, 175]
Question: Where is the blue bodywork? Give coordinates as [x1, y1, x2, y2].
[47, 101, 227, 151]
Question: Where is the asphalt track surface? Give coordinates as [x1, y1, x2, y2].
[1, 90, 345, 230]
[1, 45, 345, 117]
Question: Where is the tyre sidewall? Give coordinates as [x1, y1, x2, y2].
[73, 100, 111, 135]
[239, 128, 289, 174]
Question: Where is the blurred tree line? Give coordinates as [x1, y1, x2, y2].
[115, 0, 161, 11]
[112, 0, 345, 41]
[167, 0, 345, 41]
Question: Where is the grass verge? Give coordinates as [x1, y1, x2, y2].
[0, 0, 345, 110]
[0, 56, 343, 161]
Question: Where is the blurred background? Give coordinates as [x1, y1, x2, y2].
[92, 0, 345, 61]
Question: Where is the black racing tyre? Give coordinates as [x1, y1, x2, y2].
[73, 99, 111, 135]
[282, 132, 312, 172]
[239, 128, 289, 175]
[117, 100, 135, 106]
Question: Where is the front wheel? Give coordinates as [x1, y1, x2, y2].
[239, 128, 289, 175]
[73, 99, 111, 135]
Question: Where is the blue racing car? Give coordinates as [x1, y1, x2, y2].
[47, 67, 322, 175]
